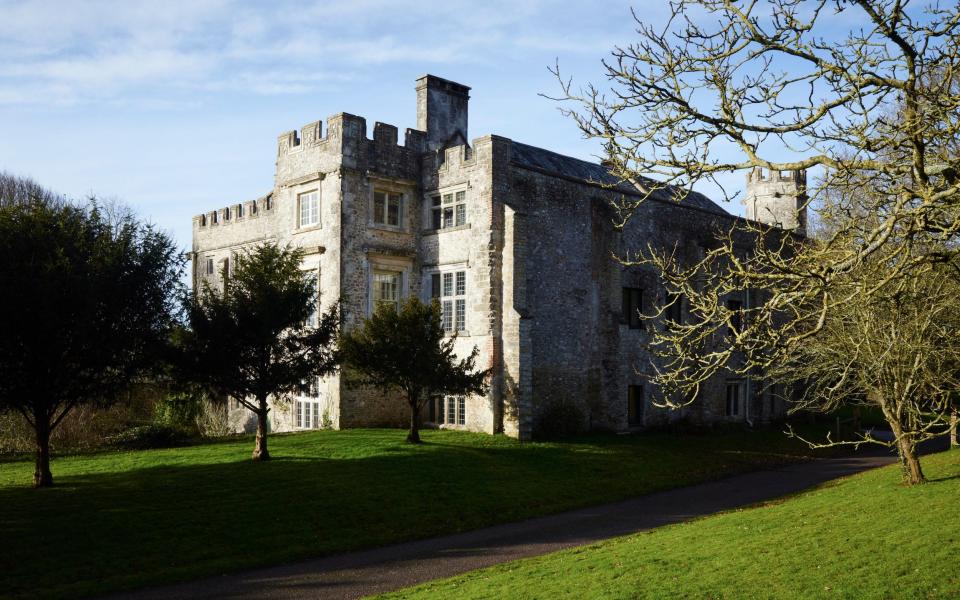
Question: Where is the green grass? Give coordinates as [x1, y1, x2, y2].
[377, 449, 960, 600]
[1, 427, 832, 599]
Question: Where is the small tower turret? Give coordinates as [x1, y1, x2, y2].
[743, 167, 807, 235]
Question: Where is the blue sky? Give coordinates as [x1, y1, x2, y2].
[0, 1, 730, 251]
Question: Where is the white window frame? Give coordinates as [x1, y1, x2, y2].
[426, 267, 467, 334]
[429, 188, 467, 230]
[295, 377, 322, 430]
[372, 189, 404, 228]
[372, 269, 401, 312]
[433, 395, 466, 426]
[298, 190, 320, 228]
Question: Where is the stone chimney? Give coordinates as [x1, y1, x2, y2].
[416, 75, 470, 151]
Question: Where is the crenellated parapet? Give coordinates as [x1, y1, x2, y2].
[273, 113, 428, 182]
[193, 193, 274, 230]
[744, 166, 807, 234]
[747, 167, 806, 186]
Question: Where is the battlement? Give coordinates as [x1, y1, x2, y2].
[276, 113, 429, 158]
[194, 193, 273, 230]
[744, 166, 807, 235]
[747, 166, 806, 185]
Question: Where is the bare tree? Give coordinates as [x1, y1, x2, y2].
[553, 1, 960, 484]
[0, 171, 66, 207]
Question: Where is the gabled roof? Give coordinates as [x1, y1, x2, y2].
[510, 141, 730, 217]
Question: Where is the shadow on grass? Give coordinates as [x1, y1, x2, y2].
[0, 427, 837, 600]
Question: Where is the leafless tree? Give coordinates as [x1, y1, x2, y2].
[553, 0, 960, 484]
[0, 171, 66, 207]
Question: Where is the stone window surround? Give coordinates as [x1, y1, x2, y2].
[368, 176, 415, 233]
[422, 261, 470, 337]
[297, 188, 320, 230]
[366, 252, 413, 317]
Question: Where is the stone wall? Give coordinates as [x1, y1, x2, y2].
[191, 75, 793, 440]
[506, 153, 788, 436]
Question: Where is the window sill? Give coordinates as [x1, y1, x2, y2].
[368, 223, 409, 234]
[422, 223, 471, 236]
[294, 224, 322, 234]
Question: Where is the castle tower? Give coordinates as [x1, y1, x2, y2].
[743, 167, 807, 235]
[416, 74, 470, 151]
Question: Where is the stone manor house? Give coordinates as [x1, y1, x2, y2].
[191, 75, 804, 440]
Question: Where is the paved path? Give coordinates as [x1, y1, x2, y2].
[109, 453, 895, 600]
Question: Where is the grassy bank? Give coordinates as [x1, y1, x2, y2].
[1, 427, 831, 599]
[379, 448, 960, 600]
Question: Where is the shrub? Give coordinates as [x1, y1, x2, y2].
[107, 424, 193, 450]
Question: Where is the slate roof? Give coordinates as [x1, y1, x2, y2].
[510, 141, 730, 217]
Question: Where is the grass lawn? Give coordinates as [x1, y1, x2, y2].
[378, 448, 960, 600]
[1, 426, 834, 599]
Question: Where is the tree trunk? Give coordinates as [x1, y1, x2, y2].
[252, 400, 270, 461]
[950, 408, 958, 448]
[406, 393, 421, 444]
[890, 420, 925, 485]
[34, 418, 53, 488]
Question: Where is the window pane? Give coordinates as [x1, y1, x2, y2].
[456, 204, 466, 226]
[432, 208, 442, 230]
[447, 397, 456, 423]
[455, 190, 465, 203]
[431, 273, 441, 298]
[457, 397, 465, 425]
[373, 192, 385, 224]
[443, 193, 453, 205]
[387, 195, 401, 226]
[443, 273, 453, 297]
[312, 403, 319, 429]
[455, 271, 465, 296]
[305, 270, 319, 327]
[299, 192, 319, 227]
[432, 195, 441, 207]
[373, 271, 400, 310]
[455, 299, 465, 331]
[442, 301, 453, 332]
[628, 385, 643, 425]
[443, 207, 454, 228]
[296, 401, 302, 428]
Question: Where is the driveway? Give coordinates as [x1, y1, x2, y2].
[108, 452, 896, 600]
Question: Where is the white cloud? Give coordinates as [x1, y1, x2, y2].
[0, 0, 631, 107]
